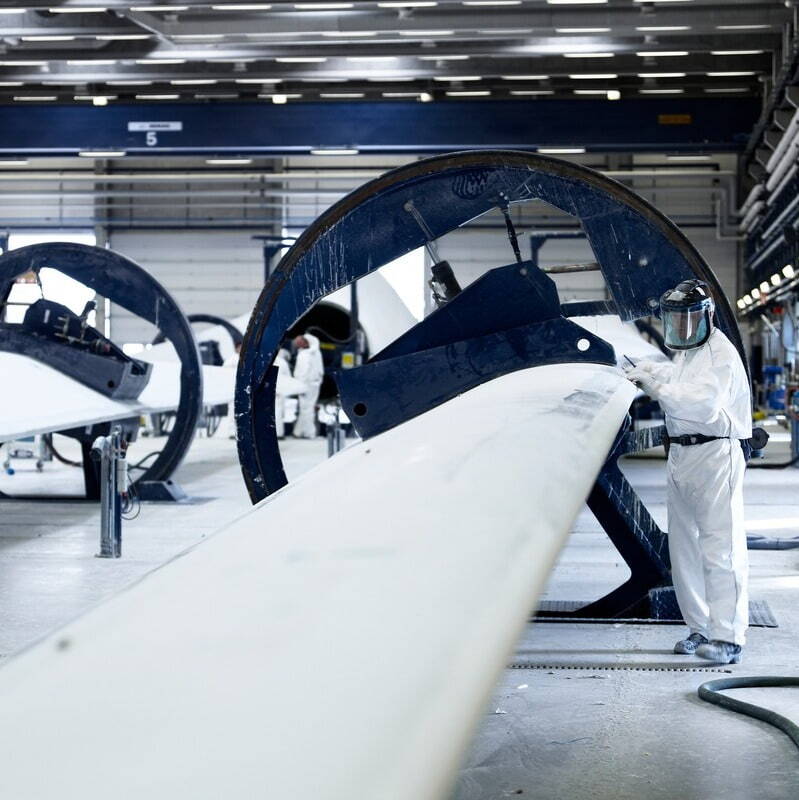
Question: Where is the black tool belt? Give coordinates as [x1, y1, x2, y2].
[667, 434, 728, 446]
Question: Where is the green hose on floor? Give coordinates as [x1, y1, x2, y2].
[698, 677, 799, 751]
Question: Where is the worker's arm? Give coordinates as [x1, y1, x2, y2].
[634, 358, 675, 383]
[646, 356, 733, 425]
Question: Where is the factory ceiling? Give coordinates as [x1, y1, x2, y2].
[0, 1, 787, 106]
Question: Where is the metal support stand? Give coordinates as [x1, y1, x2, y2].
[327, 409, 347, 457]
[93, 426, 127, 559]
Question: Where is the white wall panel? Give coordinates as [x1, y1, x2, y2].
[107, 230, 264, 343]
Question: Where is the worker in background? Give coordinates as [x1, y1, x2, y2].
[274, 347, 292, 439]
[625, 279, 752, 665]
[292, 333, 324, 439]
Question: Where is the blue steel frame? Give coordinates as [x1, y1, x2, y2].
[0, 98, 759, 156]
[236, 150, 745, 618]
[0, 243, 203, 489]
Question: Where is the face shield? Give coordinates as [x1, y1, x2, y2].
[662, 303, 711, 350]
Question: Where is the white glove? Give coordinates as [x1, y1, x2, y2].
[626, 367, 661, 399]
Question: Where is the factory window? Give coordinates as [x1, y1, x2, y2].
[3, 231, 97, 325]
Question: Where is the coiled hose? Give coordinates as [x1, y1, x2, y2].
[698, 676, 799, 751]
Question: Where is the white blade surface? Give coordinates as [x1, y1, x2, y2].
[0, 363, 634, 799]
[0, 352, 235, 442]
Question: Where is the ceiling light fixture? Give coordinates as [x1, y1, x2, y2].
[433, 75, 482, 81]
[170, 79, 219, 85]
[130, 5, 189, 10]
[704, 87, 748, 93]
[707, 71, 756, 77]
[134, 93, 180, 99]
[48, 6, 108, 12]
[67, 59, 117, 65]
[78, 150, 126, 157]
[636, 26, 690, 31]
[637, 72, 686, 78]
[563, 52, 614, 58]
[568, 73, 618, 79]
[14, 96, 57, 101]
[0, 159, 29, 165]
[398, 30, 455, 36]
[310, 148, 360, 155]
[639, 88, 684, 93]
[346, 56, 397, 62]
[510, 90, 554, 95]
[710, 50, 764, 56]
[783, 264, 795, 278]
[211, 3, 273, 8]
[716, 24, 770, 30]
[419, 91, 433, 102]
[235, 78, 281, 83]
[500, 74, 549, 80]
[555, 27, 611, 33]
[205, 158, 253, 165]
[321, 31, 378, 37]
[417, 55, 470, 60]
[537, 147, 586, 153]
[635, 51, 689, 57]
[377, 1, 438, 6]
[275, 57, 328, 62]
[446, 89, 490, 96]
[21, 35, 76, 42]
[95, 34, 151, 40]
[319, 92, 365, 97]
[665, 154, 711, 161]
[135, 58, 187, 65]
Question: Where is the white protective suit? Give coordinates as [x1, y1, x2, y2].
[631, 327, 752, 645]
[274, 349, 292, 439]
[292, 334, 324, 438]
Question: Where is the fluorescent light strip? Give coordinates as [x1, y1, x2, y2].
[547, 0, 606, 4]
[0, 82, 23, 87]
[433, 75, 482, 81]
[636, 26, 690, 31]
[510, 90, 554, 95]
[78, 150, 126, 157]
[666, 155, 711, 161]
[14, 96, 57, 101]
[377, 1, 438, 6]
[417, 55, 469, 60]
[275, 57, 328, 63]
[462, 0, 521, 5]
[135, 94, 180, 99]
[346, 56, 397, 62]
[135, 59, 186, 65]
[130, 5, 189, 10]
[96, 34, 151, 40]
[574, 89, 609, 94]
[707, 71, 756, 77]
[310, 148, 359, 155]
[319, 92, 365, 97]
[172, 34, 225, 40]
[555, 28, 610, 33]
[21, 35, 76, 42]
[294, 2, 354, 7]
[211, 3, 273, 8]
[446, 90, 490, 96]
[48, 6, 108, 12]
[569, 73, 617, 79]
[398, 30, 454, 36]
[0, 160, 29, 165]
[711, 50, 764, 56]
[0, 61, 48, 66]
[635, 51, 689, 57]
[640, 88, 684, 94]
[170, 79, 219, 85]
[0, 9, 26, 14]
[537, 147, 585, 153]
[108, 80, 153, 86]
[382, 91, 423, 97]
[235, 78, 281, 83]
[716, 24, 770, 30]
[637, 72, 686, 78]
[563, 52, 614, 58]
[67, 59, 117, 65]
[206, 158, 253, 164]
[705, 87, 748, 93]
[321, 31, 378, 37]
[501, 75, 549, 80]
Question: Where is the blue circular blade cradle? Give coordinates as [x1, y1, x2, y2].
[235, 150, 745, 619]
[0, 242, 203, 489]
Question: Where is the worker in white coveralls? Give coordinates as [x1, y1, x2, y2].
[292, 333, 324, 439]
[274, 348, 292, 439]
[625, 279, 752, 665]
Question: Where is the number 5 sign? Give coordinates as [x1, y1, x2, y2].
[128, 121, 184, 147]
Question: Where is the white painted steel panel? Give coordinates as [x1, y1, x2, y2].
[0, 363, 635, 799]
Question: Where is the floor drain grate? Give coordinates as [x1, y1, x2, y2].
[507, 663, 733, 673]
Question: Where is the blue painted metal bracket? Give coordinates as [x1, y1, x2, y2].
[336, 259, 615, 439]
[0, 243, 203, 493]
[0, 98, 759, 156]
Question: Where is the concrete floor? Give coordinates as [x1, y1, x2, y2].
[1, 429, 798, 798]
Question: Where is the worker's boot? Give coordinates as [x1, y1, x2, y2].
[673, 632, 708, 655]
[696, 640, 743, 664]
